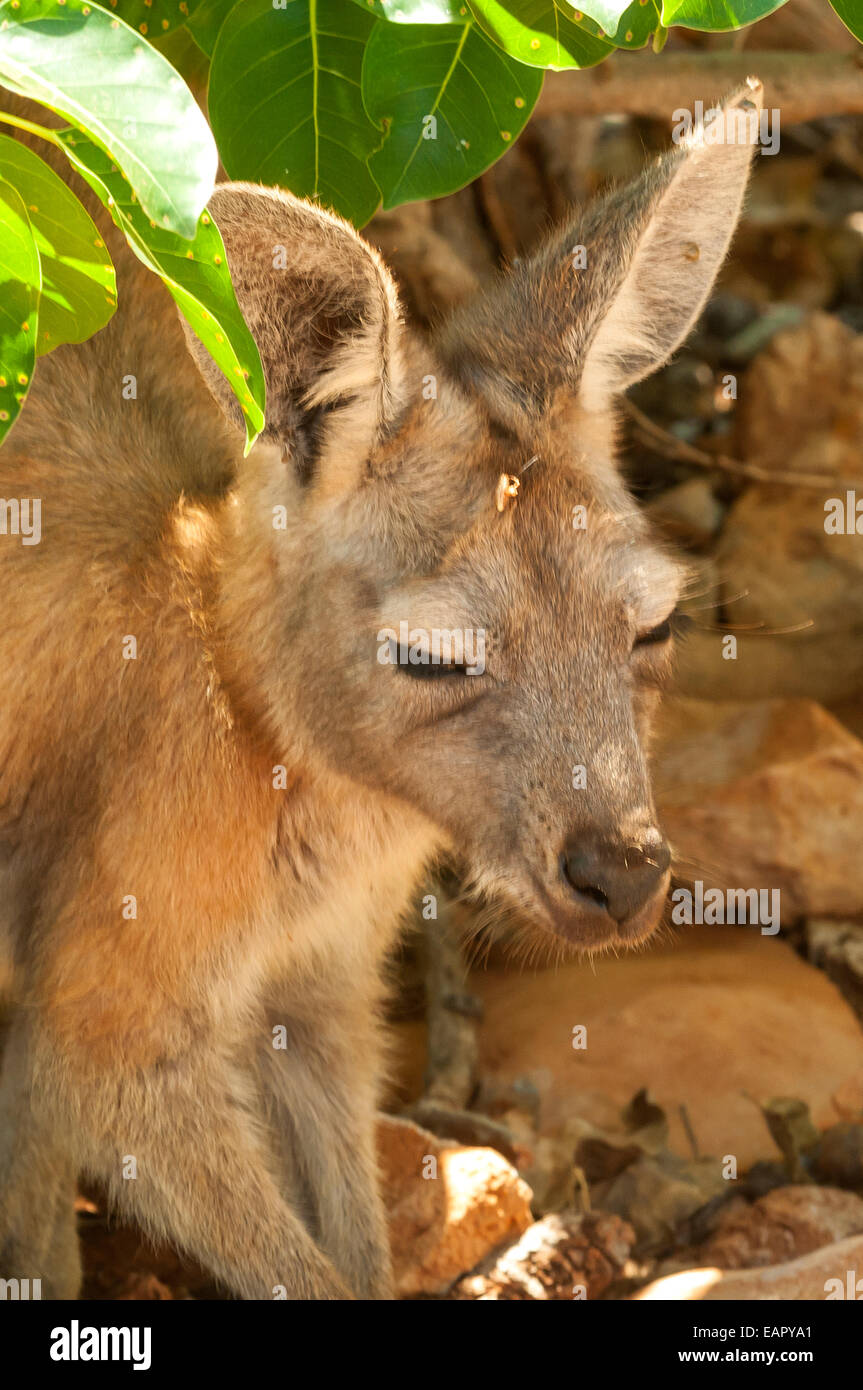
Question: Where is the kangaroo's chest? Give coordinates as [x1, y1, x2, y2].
[250, 791, 439, 988]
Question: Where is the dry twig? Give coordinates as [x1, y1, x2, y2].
[538, 52, 863, 126]
[624, 399, 857, 490]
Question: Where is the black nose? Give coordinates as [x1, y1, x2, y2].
[560, 830, 670, 924]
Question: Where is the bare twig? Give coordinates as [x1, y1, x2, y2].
[538, 52, 863, 126]
[400, 886, 521, 1163]
[417, 889, 481, 1112]
[623, 398, 856, 489]
[679, 1104, 700, 1161]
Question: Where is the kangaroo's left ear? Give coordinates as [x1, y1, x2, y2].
[438, 79, 762, 425]
[180, 183, 405, 495]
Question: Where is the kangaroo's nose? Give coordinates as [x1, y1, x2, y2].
[559, 830, 670, 923]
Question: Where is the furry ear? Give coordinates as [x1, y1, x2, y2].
[438, 80, 762, 425]
[181, 183, 404, 493]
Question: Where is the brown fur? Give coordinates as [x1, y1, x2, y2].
[0, 84, 760, 1299]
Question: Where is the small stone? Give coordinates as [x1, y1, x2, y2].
[811, 1124, 863, 1189]
[376, 1115, 533, 1296]
[449, 1211, 635, 1300]
[806, 920, 863, 1027]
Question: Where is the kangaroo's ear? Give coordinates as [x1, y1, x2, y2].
[439, 80, 762, 425]
[181, 183, 404, 492]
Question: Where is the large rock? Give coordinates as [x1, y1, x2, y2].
[442, 926, 863, 1172]
[707, 482, 863, 702]
[376, 1115, 533, 1296]
[634, 1233, 863, 1301]
[681, 313, 863, 703]
[653, 696, 863, 919]
[735, 312, 863, 477]
[674, 625, 863, 703]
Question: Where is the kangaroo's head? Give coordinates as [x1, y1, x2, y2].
[184, 84, 760, 953]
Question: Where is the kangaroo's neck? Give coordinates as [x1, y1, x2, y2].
[204, 454, 442, 930]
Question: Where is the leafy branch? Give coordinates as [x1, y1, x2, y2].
[0, 0, 860, 448]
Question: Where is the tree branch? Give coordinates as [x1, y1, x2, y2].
[623, 399, 860, 490]
[538, 52, 863, 126]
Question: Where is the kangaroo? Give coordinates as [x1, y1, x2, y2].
[0, 83, 761, 1300]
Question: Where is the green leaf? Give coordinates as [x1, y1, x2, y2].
[0, 0, 217, 237]
[556, 0, 630, 34]
[185, 0, 238, 54]
[0, 179, 40, 446]
[151, 19, 213, 86]
[208, 0, 382, 228]
[558, 0, 667, 46]
[0, 134, 116, 356]
[348, 0, 463, 17]
[364, 18, 542, 209]
[830, 1, 863, 42]
[110, 0, 203, 39]
[57, 129, 265, 450]
[660, 0, 788, 31]
[469, 1, 613, 68]
[582, 0, 662, 49]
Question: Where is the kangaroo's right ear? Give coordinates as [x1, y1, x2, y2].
[181, 184, 404, 495]
[438, 80, 762, 429]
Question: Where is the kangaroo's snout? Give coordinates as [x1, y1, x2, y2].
[559, 826, 670, 935]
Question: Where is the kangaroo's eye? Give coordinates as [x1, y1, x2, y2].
[634, 610, 693, 649]
[400, 657, 470, 679]
[393, 643, 470, 678]
[635, 617, 672, 647]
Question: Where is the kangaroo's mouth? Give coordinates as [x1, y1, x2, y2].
[526, 869, 671, 952]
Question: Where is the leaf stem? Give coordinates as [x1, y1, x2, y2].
[0, 110, 62, 147]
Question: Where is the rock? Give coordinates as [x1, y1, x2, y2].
[453, 925, 863, 1172]
[811, 1125, 863, 1189]
[806, 919, 863, 1027]
[741, 1161, 792, 1201]
[758, 1097, 820, 1183]
[716, 477, 863, 620]
[400, 1099, 519, 1165]
[646, 479, 725, 548]
[831, 1073, 863, 1120]
[116, 1274, 174, 1300]
[674, 626, 863, 703]
[699, 315, 863, 704]
[671, 317, 863, 705]
[593, 1151, 728, 1255]
[735, 313, 863, 478]
[710, 480, 863, 702]
[653, 696, 863, 919]
[725, 221, 841, 311]
[693, 1185, 863, 1270]
[633, 1232, 863, 1301]
[449, 1211, 634, 1300]
[376, 1115, 533, 1297]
